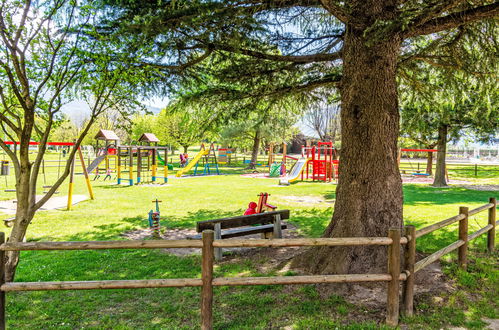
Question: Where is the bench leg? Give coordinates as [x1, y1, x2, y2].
[262, 231, 273, 239]
[273, 214, 282, 239]
[214, 223, 222, 261]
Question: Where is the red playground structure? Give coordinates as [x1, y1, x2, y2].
[302, 142, 338, 182]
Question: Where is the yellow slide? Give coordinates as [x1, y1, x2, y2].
[176, 147, 210, 177]
[279, 158, 311, 185]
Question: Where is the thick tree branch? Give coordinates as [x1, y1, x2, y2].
[405, 2, 499, 38]
[206, 42, 342, 63]
[319, 0, 351, 23]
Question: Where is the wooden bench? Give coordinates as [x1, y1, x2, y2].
[193, 210, 290, 260]
[3, 217, 15, 227]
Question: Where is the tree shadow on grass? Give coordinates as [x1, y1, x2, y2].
[92, 184, 135, 190]
[403, 185, 496, 206]
[287, 208, 332, 237]
[30, 209, 243, 242]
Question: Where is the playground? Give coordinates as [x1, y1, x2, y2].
[1, 0, 498, 328]
[0, 143, 497, 328]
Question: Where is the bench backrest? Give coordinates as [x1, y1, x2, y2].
[196, 210, 290, 232]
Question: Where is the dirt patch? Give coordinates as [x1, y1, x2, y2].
[459, 184, 499, 191]
[0, 194, 88, 215]
[401, 175, 470, 185]
[121, 223, 301, 257]
[135, 183, 170, 187]
[240, 172, 275, 179]
[276, 195, 334, 206]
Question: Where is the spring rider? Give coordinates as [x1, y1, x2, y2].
[148, 199, 162, 238]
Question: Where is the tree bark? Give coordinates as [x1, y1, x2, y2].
[247, 129, 261, 170]
[296, 1, 403, 275]
[433, 124, 448, 187]
[426, 151, 433, 175]
[183, 145, 189, 153]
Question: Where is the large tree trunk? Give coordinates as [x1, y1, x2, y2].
[433, 124, 448, 187]
[247, 129, 261, 170]
[183, 145, 189, 153]
[296, 2, 403, 275]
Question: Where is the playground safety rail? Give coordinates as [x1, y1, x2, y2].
[0, 197, 496, 329]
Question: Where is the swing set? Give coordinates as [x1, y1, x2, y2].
[1, 141, 95, 210]
[398, 148, 449, 180]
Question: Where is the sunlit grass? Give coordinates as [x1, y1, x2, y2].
[0, 159, 497, 328]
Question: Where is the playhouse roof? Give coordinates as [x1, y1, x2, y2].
[94, 129, 120, 141]
[139, 133, 160, 143]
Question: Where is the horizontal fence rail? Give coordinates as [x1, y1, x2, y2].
[0, 197, 496, 329]
[0, 240, 203, 251]
[1, 273, 411, 293]
[469, 203, 495, 216]
[404, 197, 497, 318]
[212, 237, 407, 248]
[0, 237, 408, 251]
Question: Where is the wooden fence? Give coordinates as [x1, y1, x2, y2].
[0, 198, 496, 329]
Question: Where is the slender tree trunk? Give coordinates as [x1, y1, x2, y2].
[183, 145, 189, 153]
[433, 124, 448, 187]
[296, 2, 403, 275]
[426, 151, 433, 175]
[247, 129, 261, 170]
[6, 177, 32, 281]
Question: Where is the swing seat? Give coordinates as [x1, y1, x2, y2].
[412, 173, 430, 176]
[4, 189, 15, 192]
[43, 185, 53, 188]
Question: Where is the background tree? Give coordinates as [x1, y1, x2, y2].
[219, 103, 302, 168]
[0, 0, 147, 280]
[95, 0, 499, 275]
[49, 115, 80, 143]
[401, 97, 498, 187]
[400, 29, 498, 187]
[156, 108, 207, 154]
[303, 96, 341, 143]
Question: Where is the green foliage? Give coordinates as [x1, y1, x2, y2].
[49, 116, 79, 143]
[399, 20, 499, 146]
[129, 114, 157, 142]
[155, 109, 203, 150]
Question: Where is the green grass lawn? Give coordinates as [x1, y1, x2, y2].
[0, 158, 497, 329]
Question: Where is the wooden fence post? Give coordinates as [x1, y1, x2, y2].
[273, 214, 282, 239]
[402, 225, 416, 316]
[0, 232, 5, 330]
[488, 197, 496, 253]
[214, 223, 222, 261]
[201, 230, 214, 330]
[386, 228, 401, 326]
[458, 207, 469, 269]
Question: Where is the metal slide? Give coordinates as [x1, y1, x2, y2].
[279, 158, 310, 185]
[86, 155, 106, 174]
[176, 148, 209, 177]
